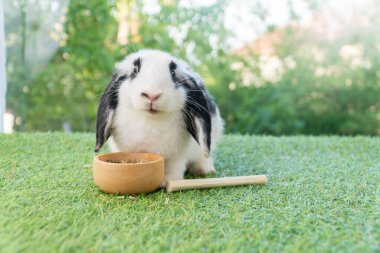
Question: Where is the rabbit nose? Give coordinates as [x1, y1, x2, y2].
[141, 92, 161, 102]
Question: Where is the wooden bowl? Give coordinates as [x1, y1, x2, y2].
[93, 152, 164, 195]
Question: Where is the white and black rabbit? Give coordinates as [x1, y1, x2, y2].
[95, 49, 223, 186]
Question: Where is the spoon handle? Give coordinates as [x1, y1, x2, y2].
[166, 175, 268, 193]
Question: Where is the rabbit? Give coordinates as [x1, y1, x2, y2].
[95, 49, 224, 186]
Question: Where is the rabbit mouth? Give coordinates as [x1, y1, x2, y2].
[145, 106, 163, 114]
[148, 108, 160, 114]
[145, 103, 162, 114]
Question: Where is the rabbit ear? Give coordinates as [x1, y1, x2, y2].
[95, 73, 127, 152]
[182, 78, 214, 158]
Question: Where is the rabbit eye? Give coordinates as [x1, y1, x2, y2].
[170, 69, 176, 76]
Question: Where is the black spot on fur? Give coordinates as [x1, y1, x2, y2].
[169, 60, 218, 153]
[169, 61, 179, 87]
[181, 77, 217, 154]
[183, 106, 198, 144]
[95, 73, 127, 152]
[176, 74, 217, 115]
[131, 58, 142, 79]
[108, 74, 126, 109]
[183, 88, 212, 151]
[169, 61, 177, 74]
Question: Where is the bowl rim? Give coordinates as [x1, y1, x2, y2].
[94, 152, 164, 167]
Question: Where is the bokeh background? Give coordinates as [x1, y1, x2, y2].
[3, 0, 380, 135]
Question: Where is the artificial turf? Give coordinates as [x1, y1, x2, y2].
[0, 133, 379, 252]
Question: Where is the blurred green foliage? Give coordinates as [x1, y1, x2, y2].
[5, 0, 380, 135]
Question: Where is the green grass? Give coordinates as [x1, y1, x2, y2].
[0, 133, 379, 253]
